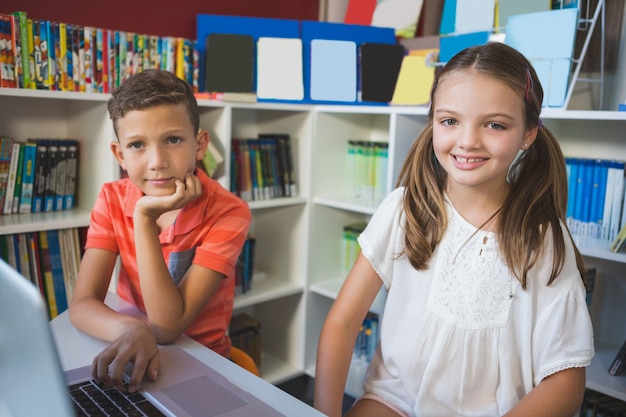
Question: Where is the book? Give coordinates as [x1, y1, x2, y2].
[54, 141, 68, 210]
[3, 142, 20, 214]
[0, 136, 14, 211]
[608, 339, 626, 376]
[64, 23, 74, 92]
[32, 19, 50, 90]
[31, 139, 49, 213]
[601, 159, 616, 246]
[44, 140, 59, 212]
[63, 140, 79, 210]
[609, 223, 626, 253]
[0, 14, 17, 88]
[27, 231, 45, 302]
[45, 229, 68, 316]
[26, 18, 35, 89]
[201, 139, 224, 179]
[11, 142, 25, 214]
[37, 229, 58, 319]
[7, 11, 22, 88]
[50, 21, 61, 91]
[608, 161, 625, 244]
[259, 133, 296, 197]
[47, 20, 58, 90]
[15, 233, 32, 285]
[10, 11, 30, 89]
[58, 229, 77, 306]
[18, 141, 37, 214]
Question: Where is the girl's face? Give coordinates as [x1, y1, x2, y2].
[111, 103, 206, 197]
[432, 70, 537, 198]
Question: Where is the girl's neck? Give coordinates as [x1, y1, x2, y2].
[446, 184, 509, 230]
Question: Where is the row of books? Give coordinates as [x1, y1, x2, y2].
[0, 228, 86, 319]
[230, 134, 296, 202]
[353, 312, 379, 364]
[229, 313, 262, 368]
[234, 236, 256, 296]
[342, 222, 367, 277]
[0, 137, 79, 215]
[0, 11, 198, 93]
[565, 157, 626, 251]
[346, 141, 388, 205]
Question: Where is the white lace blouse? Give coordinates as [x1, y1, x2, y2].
[358, 187, 594, 417]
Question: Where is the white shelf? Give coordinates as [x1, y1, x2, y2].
[0, 209, 92, 234]
[234, 278, 305, 309]
[586, 346, 626, 401]
[313, 196, 379, 215]
[309, 278, 344, 299]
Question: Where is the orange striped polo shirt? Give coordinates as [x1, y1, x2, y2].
[85, 169, 251, 357]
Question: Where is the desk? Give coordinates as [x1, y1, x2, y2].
[50, 293, 326, 417]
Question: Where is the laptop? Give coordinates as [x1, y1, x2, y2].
[0, 258, 285, 417]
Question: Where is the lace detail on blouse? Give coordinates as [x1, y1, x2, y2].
[427, 206, 519, 329]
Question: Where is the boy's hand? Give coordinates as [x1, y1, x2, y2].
[135, 173, 202, 221]
[91, 321, 160, 393]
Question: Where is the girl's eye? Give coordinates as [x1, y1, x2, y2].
[487, 122, 505, 130]
[441, 119, 457, 126]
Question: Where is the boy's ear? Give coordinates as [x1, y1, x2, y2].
[110, 141, 127, 169]
[196, 129, 210, 161]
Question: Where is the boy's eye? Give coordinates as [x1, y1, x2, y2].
[167, 136, 183, 144]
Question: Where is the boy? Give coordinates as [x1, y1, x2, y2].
[68, 69, 251, 393]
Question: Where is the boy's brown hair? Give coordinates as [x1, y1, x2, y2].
[107, 69, 200, 137]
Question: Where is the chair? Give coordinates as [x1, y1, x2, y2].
[231, 346, 261, 377]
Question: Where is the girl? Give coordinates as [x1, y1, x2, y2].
[314, 42, 594, 417]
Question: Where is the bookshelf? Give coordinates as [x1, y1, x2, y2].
[0, 88, 625, 401]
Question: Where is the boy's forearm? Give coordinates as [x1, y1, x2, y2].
[69, 297, 148, 342]
[133, 213, 185, 341]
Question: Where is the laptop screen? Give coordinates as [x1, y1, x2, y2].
[0, 257, 76, 416]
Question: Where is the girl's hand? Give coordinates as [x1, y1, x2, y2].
[135, 173, 202, 221]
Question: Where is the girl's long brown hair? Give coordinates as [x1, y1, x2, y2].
[396, 42, 586, 289]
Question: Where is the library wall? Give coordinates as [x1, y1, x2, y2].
[2, 0, 319, 39]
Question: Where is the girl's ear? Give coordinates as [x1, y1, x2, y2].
[195, 129, 210, 161]
[110, 141, 127, 170]
[520, 126, 539, 150]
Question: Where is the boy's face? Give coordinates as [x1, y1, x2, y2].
[111, 103, 207, 197]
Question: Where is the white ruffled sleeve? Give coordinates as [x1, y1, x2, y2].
[357, 187, 406, 288]
[531, 229, 595, 385]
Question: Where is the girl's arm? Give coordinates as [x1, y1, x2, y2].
[314, 252, 383, 417]
[504, 367, 586, 417]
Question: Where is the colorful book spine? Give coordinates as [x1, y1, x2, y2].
[45, 229, 68, 315]
[10, 11, 30, 89]
[54, 141, 68, 210]
[18, 141, 37, 214]
[43, 140, 59, 212]
[31, 139, 48, 213]
[11, 142, 26, 214]
[26, 18, 35, 89]
[0, 13, 18, 88]
[37, 230, 58, 319]
[64, 140, 79, 210]
[0, 137, 14, 211]
[3, 142, 21, 214]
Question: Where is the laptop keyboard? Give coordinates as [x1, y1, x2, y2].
[69, 379, 167, 417]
